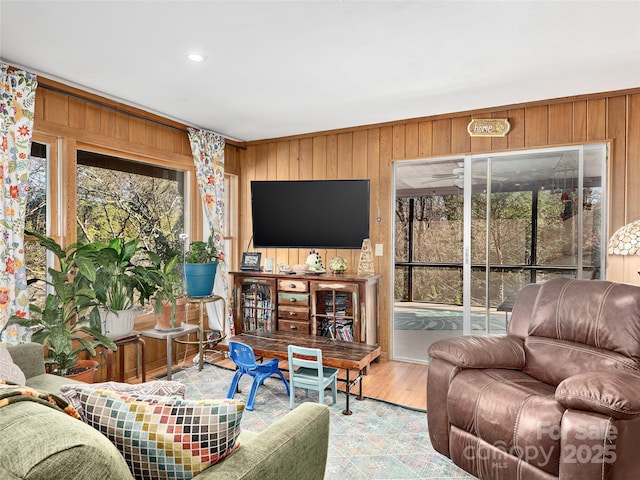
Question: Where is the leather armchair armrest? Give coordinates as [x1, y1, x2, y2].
[556, 370, 640, 420]
[428, 335, 525, 369]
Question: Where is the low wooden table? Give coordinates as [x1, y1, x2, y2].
[217, 331, 381, 415]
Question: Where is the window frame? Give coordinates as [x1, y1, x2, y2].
[70, 142, 197, 247]
[27, 136, 238, 278]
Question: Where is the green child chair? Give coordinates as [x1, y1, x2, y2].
[287, 344, 338, 409]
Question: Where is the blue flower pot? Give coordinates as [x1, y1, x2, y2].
[184, 262, 218, 298]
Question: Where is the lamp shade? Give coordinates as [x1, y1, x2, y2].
[608, 220, 640, 256]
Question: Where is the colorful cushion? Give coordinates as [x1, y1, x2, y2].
[60, 380, 186, 420]
[75, 387, 244, 480]
[0, 343, 26, 385]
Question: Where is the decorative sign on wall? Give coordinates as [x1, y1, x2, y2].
[467, 118, 511, 137]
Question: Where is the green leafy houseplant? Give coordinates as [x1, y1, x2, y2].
[91, 238, 154, 310]
[185, 234, 224, 264]
[152, 253, 184, 329]
[88, 237, 178, 337]
[19, 231, 117, 376]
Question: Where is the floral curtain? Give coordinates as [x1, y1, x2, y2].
[0, 64, 38, 337]
[187, 128, 232, 335]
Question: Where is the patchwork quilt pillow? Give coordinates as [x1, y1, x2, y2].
[0, 343, 26, 386]
[75, 387, 244, 480]
[60, 380, 186, 420]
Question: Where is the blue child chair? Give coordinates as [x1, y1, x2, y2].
[226, 341, 290, 410]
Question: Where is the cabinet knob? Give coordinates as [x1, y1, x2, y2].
[289, 312, 297, 317]
[290, 325, 298, 330]
[290, 298, 297, 302]
[289, 283, 296, 288]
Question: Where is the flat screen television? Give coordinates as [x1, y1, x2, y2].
[251, 179, 370, 249]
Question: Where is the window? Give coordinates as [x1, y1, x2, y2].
[25, 141, 49, 306]
[25, 142, 236, 309]
[76, 150, 186, 262]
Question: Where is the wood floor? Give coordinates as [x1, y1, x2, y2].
[349, 359, 427, 411]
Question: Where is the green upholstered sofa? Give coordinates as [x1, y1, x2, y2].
[1, 342, 330, 480]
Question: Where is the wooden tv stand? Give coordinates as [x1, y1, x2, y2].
[231, 271, 380, 346]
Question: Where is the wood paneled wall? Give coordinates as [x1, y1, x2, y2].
[241, 89, 640, 360]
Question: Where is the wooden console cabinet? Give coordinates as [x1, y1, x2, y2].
[231, 271, 380, 346]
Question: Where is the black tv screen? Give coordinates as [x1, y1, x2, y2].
[251, 180, 370, 249]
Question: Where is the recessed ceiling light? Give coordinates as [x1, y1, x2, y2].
[187, 53, 206, 63]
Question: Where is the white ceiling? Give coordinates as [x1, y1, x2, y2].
[1, 1, 639, 142]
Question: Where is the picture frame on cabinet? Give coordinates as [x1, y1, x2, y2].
[240, 252, 262, 271]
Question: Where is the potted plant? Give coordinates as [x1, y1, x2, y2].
[184, 234, 224, 298]
[19, 231, 117, 380]
[89, 237, 174, 338]
[151, 253, 187, 331]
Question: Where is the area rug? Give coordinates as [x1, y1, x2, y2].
[167, 363, 474, 480]
[394, 308, 507, 332]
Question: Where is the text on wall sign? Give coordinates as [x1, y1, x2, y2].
[467, 118, 511, 137]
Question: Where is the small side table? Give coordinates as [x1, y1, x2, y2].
[140, 323, 199, 380]
[106, 330, 146, 383]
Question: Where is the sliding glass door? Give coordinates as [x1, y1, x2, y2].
[393, 144, 607, 363]
[472, 146, 606, 334]
[394, 158, 465, 362]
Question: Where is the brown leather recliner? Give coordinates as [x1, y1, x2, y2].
[427, 277, 640, 480]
